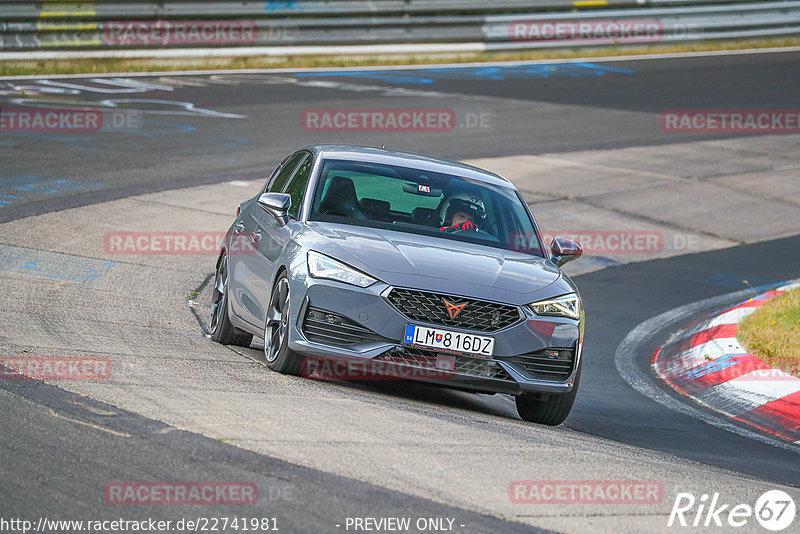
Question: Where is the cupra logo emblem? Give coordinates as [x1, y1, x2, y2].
[442, 299, 468, 320]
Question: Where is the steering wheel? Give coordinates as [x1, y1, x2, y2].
[451, 228, 500, 242]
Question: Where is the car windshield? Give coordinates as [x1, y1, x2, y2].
[308, 159, 544, 256]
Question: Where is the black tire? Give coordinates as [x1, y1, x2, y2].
[264, 272, 302, 375]
[209, 253, 254, 347]
[515, 361, 581, 426]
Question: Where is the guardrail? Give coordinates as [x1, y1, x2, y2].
[0, 1, 798, 56]
[485, 1, 800, 50]
[1, 1, 736, 20]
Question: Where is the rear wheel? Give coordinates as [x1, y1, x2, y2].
[515, 362, 581, 426]
[209, 253, 253, 347]
[264, 272, 302, 375]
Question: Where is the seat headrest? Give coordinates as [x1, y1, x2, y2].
[412, 207, 440, 227]
[320, 176, 361, 218]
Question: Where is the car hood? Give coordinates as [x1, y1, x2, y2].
[307, 222, 561, 296]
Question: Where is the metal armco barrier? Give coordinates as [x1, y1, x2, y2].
[0, 1, 677, 20]
[0, 1, 798, 55]
[485, 1, 800, 49]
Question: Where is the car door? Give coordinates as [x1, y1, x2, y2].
[228, 151, 307, 327]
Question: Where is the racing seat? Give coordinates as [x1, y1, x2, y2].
[411, 207, 440, 227]
[319, 176, 366, 220]
[360, 198, 391, 222]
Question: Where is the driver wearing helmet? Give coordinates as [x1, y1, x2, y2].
[439, 192, 486, 233]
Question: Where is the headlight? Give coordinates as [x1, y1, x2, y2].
[307, 251, 377, 288]
[530, 293, 581, 320]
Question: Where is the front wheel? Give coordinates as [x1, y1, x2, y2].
[264, 272, 302, 375]
[515, 362, 581, 426]
[209, 253, 253, 347]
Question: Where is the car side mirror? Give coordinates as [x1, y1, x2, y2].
[257, 192, 291, 225]
[550, 236, 582, 267]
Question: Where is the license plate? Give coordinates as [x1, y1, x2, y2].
[403, 325, 494, 357]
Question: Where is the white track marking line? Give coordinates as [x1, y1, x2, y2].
[694, 375, 800, 417]
[48, 408, 132, 437]
[2, 46, 800, 80]
[688, 336, 746, 357]
[668, 337, 748, 368]
[674, 307, 757, 338]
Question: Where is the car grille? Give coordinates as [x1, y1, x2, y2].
[505, 349, 575, 382]
[385, 288, 521, 332]
[302, 307, 385, 347]
[376, 347, 514, 382]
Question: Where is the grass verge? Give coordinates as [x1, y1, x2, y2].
[738, 288, 800, 378]
[2, 38, 800, 77]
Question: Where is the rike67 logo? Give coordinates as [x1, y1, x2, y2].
[668, 490, 796, 531]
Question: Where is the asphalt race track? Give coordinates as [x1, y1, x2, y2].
[2, 51, 799, 223]
[1, 50, 799, 533]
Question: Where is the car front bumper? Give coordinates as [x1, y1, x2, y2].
[288, 278, 582, 396]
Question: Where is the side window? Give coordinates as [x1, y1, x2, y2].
[282, 154, 313, 219]
[268, 152, 305, 193]
[262, 157, 287, 194]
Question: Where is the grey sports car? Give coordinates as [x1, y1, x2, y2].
[210, 145, 584, 425]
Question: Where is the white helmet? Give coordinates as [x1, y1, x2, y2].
[439, 192, 486, 226]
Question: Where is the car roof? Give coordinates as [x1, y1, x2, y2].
[299, 144, 515, 189]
